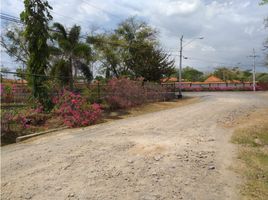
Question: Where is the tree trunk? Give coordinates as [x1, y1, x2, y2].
[69, 57, 74, 90]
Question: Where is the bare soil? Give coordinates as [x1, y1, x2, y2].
[1, 92, 268, 200]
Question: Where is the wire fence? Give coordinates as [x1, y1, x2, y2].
[0, 71, 177, 105]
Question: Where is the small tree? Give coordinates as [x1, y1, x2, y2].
[181, 66, 204, 82]
[127, 46, 175, 82]
[20, 0, 53, 110]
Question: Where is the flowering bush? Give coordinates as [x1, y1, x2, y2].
[105, 79, 177, 109]
[1, 111, 27, 133]
[1, 105, 46, 144]
[53, 90, 102, 127]
[256, 83, 268, 90]
[0, 83, 14, 103]
[145, 83, 175, 102]
[105, 78, 146, 109]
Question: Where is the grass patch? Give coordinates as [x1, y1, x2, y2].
[231, 109, 268, 200]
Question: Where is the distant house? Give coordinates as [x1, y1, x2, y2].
[1, 78, 27, 84]
[161, 77, 178, 83]
[160, 75, 253, 89]
[204, 75, 223, 83]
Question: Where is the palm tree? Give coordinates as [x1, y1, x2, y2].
[51, 23, 92, 89]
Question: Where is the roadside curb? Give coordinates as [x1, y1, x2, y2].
[16, 127, 68, 143]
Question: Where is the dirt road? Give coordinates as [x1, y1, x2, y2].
[2, 92, 268, 200]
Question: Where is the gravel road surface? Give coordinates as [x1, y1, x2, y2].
[2, 92, 268, 200]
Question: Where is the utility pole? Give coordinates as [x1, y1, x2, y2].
[249, 48, 259, 92]
[178, 35, 183, 98]
[177, 35, 204, 98]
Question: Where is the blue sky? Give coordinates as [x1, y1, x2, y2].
[1, 0, 268, 73]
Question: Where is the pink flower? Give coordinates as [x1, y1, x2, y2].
[52, 89, 102, 128]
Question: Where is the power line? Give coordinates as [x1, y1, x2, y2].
[0, 13, 63, 34]
[0, 70, 77, 79]
[2, 13, 264, 69]
[0, 13, 167, 52]
[0, 13, 23, 24]
[1, 15, 263, 68]
[1, 12, 181, 55]
[81, 0, 122, 20]
[50, 11, 92, 26]
[170, 54, 252, 68]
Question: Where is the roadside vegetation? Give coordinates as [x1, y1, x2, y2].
[232, 109, 268, 200]
[0, 0, 268, 144]
[1, 78, 176, 145]
[0, 0, 177, 144]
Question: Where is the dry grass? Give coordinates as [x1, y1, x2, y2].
[102, 97, 199, 122]
[231, 109, 268, 200]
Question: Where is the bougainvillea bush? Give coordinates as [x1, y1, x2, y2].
[52, 90, 102, 128]
[105, 78, 176, 109]
[1, 111, 27, 135]
[1, 105, 46, 144]
[105, 78, 147, 109]
[145, 83, 175, 102]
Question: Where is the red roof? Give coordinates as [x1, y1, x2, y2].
[161, 77, 178, 83]
[204, 75, 223, 83]
[1, 79, 27, 84]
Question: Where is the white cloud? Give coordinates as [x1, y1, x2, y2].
[201, 46, 216, 52]
[244, 26, 255, 36]
[155, 0, 201, 16]
[242, 1, 250, 8]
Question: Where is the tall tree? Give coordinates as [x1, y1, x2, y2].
[0, 25, 28, 65]
[126, 45, 175, 81]
[257, 73, 268, 82]
[213, 67, 253, 81]
[87, 33, 126, 78]
[214, 67, 237, 81]
[52, 23, 92, 88]
[20, 0, 53, 110]
[181, 66, 204, 82]
[115, 17, 175, 81]
[260, 0, 268, 5]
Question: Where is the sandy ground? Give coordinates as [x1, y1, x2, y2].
[1, 92, 268, 200]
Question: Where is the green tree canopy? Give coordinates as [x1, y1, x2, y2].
[256, 73, 268, 83]
[260, 0, 268, 5]
[51, 23, 93, 87]
[20, 0, 53, 110]
[88, 17, 175, 81]
[116, 17, 175, 81]
[214, 67, 238, 81]
[0, 25, 28, 65]
[181, 66, 204, 82]
[213, 67, 252, 82]
[87, 33, 126, 78]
